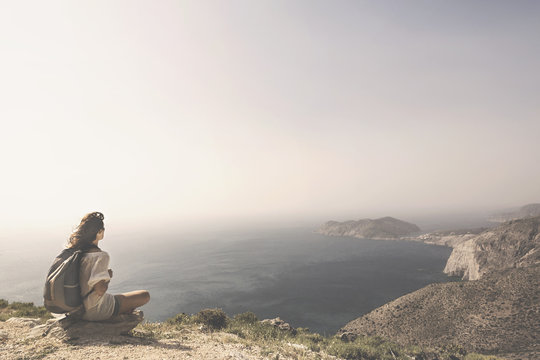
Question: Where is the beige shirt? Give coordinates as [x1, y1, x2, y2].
[79, 251, 115, 321]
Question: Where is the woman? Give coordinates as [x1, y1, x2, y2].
[68, 212, 150, 321]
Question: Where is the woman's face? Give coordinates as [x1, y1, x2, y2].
[96, 228, 105, 241]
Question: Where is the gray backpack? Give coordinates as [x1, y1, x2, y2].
[43, 248, 94, 314]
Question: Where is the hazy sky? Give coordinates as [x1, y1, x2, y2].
[1, 1, 539, 233]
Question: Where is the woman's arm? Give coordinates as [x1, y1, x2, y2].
[94, 268, 112, 296]
[94, 279, 109, 296]
[86, 252, 112, 296]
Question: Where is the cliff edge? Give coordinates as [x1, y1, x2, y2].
[444, 216, 540, 280]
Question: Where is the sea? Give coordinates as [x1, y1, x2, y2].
[0, 225, 456, 335]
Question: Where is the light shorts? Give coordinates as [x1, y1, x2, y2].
[112, 296, 120, 317]
[82, 292, 116, 321]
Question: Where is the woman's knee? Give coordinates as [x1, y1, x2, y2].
[133, 290, 150, 306]
[115, 290, 149, 308]
[140, 290, 150, 304]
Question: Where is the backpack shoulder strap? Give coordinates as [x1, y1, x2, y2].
[78, 245, 100, 299]
[82, 288, 94, 300]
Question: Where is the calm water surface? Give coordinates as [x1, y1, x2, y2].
[0, 227, 454, 334]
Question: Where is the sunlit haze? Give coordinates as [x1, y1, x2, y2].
[1, 1, 539, 237]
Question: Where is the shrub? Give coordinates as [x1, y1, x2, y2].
[0, 300, 51, 322]
[194, 308, 229, 330]
[233, 312, 258, 324]
[166, 312, 192, 325]
[7, 302, 49, 318]
[8, 301, 35, 310]
[327, 340, 378, 360]
[324, 335, 409, 360]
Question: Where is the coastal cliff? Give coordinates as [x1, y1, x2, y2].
[444, 216, 540, 280]
[316, 216, 421, 240]
[443, 237, 480, 280]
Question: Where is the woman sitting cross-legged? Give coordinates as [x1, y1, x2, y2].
[67, 212, 150, 321]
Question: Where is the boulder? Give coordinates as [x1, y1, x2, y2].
[28, 310, 144, 340]
[261, 317, 296, 334]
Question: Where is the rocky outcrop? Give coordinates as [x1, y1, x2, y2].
[444, 216, 540, 280]
[261, 317, 295, 333]
[489, 203, 540, 223]
[28, 310, 144, 340]
[339, 265, 540, 360]
[316, 216, 420, 240]
[443, 238, 480, 280]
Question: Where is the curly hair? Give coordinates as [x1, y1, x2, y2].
[68, 212, 105, 250]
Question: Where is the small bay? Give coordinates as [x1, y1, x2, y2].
[109, 226, 453, 334]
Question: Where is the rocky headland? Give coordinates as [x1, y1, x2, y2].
[317, 212, 539, 282]
[316, 216, 421, 240]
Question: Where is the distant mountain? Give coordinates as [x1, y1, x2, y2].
[339, 265, 540, 360]
[316, 216, 421, 240]
[488, 203, 540, 222]
[444, 216, 540, 280]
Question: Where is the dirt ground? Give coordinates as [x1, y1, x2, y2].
[0, 317, 322, 360]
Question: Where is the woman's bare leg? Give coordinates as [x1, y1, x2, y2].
[114, 290, 150, 314]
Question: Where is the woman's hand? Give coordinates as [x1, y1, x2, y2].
[94, 280, 109, 296]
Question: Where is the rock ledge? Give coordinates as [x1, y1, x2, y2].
[27, 310, 144, 340]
